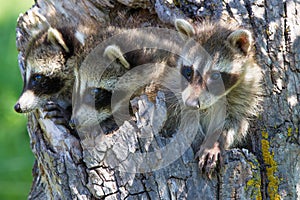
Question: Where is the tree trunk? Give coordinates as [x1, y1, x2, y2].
[16, 0, 300, 199]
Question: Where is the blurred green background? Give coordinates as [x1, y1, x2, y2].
[0, 0, 35, 199]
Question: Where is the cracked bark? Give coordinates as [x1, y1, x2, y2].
[16, 0, 300, 199]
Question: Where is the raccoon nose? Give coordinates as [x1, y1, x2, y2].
[185, 98, 200, 109]
[14, 103, 22, 113]
[69, 118, 79, 129]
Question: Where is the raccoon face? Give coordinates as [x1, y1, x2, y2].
[70, 44, 131, 130]
[175, 19, 253, 110]
[70, 83, 113, 130]
[14, 72, 66, 113]
[14, 27, 71, 113]
[179, 59, 241, 110]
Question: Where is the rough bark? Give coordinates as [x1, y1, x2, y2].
[16, 0, 300, 199]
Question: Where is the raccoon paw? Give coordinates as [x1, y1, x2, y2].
[43, 102, 70, 125]
[99, 117, 119, 134]
[196, 142, 222, 177]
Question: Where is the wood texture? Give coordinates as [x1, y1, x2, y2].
[16, 0, 300, 199]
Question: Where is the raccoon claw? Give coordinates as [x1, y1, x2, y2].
[43, 103, 59, 112]
[196, 142, 221, 176]
[45, 114, 67, 125]
[51, 117, 68, 125]
[42, 102, 69, 125]
[44, 110, 63, 118]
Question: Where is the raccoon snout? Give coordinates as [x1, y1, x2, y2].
[14, 103, 22, 113]
[185, 98, 200, 109]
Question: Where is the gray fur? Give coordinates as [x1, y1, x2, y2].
[175, 19, 262, 173]
[15, 26, 74, 113]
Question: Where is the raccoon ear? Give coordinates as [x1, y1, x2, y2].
[175, 19, 195, 38]
[227, 29, 253, 55]
[103, 45, 130, 69]
[47, 27, 70, 53]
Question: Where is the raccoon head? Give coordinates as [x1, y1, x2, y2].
[14, 27, 72, 113]
[70, 64, 118, 132]
[175, 19, 254, 110]
[70, 85, 113, 130]
[70, 44, 129, 130]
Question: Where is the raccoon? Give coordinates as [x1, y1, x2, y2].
[13, 7, 124, 123]
[174, 19, 262, 174]
[14, 26, 76, 124]
[70, 43, 178, 133]
[69, 9, 180, 131]
[69, 44, 130, 132]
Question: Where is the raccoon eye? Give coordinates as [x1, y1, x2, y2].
[182, 66, 193, 81]
[32, 74, 43, 84]
[34, 74, 42, 81]
[210, 71, 221, 81]
[90, 88, 101, 96]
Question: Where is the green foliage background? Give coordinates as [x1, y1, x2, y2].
[0, 0, 35, 199]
